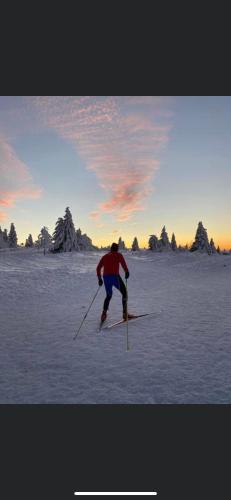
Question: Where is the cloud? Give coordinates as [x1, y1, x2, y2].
[89, 211, 100, 220]
[31, 96, 171, 220]
[0, 137, 42, 220]
[0, 211, 6, 222]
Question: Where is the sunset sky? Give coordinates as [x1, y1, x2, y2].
[0, 96, 230, 249]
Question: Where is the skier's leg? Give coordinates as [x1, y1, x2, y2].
[102, 276, 113, 317]
[115, 275, 127, 317]
[103, 293, 112, 312]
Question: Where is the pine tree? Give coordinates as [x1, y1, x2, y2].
[217, 246, 221, 254]
[53, 217, 65, 252]
[0, 227, 3, 248]
[190, 222, 211, 254]
[159, 226, 171, 251]
[3, 229, 8, 242]
[53, 208, 78, 253]
[171, 233, 177, 251]
[76, 228, 96, 250]
[8, 223, 18, 248]
[118, 237, 126, 251]
[0, 228, 9, 249]
[132, 237, 139, 251]
[210, 238, 217, 254]
[38, 227, 52, 254]
[63, 207, 78, 252]
[25, 234, 34, 248]
[148, 235, 159, 251]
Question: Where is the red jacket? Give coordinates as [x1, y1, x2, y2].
[96, 252, 129, 277]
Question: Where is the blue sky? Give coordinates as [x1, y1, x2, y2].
[0, 96, 230, 248]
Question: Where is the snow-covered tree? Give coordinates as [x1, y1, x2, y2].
[210, 238, 217, 254]
[0, 228, 4, 248]
[3, 229, 8, 243]
[76, 228, 96, 250]
[148, 235, 159, 251]
[37, 227, 52, 254]
[131, 237, 139, 251]
[217, 246, 221, 254]
[0, 227, 9, 249]
[159, 226, 171, 251]
[53, 217, 65, 252]
[53, 208, 78, 252]
[8, 223, 17, 248]
[63, 207, 78, 252]
[118, 237, 126, 251]
[190, 221, 211, 254]
[25, 234, 34, 247]
[171, 233, 177, 251]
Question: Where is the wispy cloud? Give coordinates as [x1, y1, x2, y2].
[0, 137, 42, 221]
[89, 211, 100, 220]
[31, 96, 171, 220]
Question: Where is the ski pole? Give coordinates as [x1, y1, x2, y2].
[125, 278, 129, 351]
[73, 286, 101, 340]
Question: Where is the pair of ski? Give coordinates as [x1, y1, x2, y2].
[99, 311, 160, 331]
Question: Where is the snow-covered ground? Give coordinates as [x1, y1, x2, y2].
[1, 248, 231, 403]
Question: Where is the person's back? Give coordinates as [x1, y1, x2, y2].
[96, 250, 128, 277]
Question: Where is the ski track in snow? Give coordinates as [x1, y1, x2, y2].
[1, 248, 231, 403]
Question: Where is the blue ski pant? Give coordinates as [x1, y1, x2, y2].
[103, 274, 127, 313]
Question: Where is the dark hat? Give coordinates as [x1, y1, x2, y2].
[111, 242, 119, 252]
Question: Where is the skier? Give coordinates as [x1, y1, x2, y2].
[96, 242, 132, 323]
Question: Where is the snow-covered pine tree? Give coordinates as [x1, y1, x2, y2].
[118, 237, 126, 251]
[25, 234, 34, 247]
[8, 223, 18, 248]
[132, 237, 140, 251]
[159, 226, 171, 251]
[190, 221, 211, 254]
[171, 233, 177, 251]
[76, 228, 96, 250]
[148, 235, 159, 251]
[0, 228, 8, 249]
[3, 229, 8, 243]
[217, 246, 221, 254]
[210, 238, 217, 254]
[62, 207, 78, 252]
[38, 227, 52, 254]
[0, 228, 3, 248]
[53, 217, 65, 252]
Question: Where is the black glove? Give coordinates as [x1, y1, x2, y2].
[98, 277, 103, 286]
[125, 271, 129, 279]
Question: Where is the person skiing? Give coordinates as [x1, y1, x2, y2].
[96, 242, 132, 323]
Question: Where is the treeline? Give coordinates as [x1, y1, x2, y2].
[148, 222, 222, 255]
[0, 207, 96, 253]
[0, 214, 229, 255]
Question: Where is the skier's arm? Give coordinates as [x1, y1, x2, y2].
[119, 253, 129, 274]
[96, 257, 104, 277]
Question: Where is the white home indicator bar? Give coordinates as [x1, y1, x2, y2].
[74, 493, 157, 496]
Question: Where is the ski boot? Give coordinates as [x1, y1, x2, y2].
[101, 310, 107, 323]
[123, 311, 136, 321]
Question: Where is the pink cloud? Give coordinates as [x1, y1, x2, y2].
[31, 96, 171, 220]
[0, 137, 42, 219]
[0, 211, 6, 222]
[89, 211, 100, 220]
